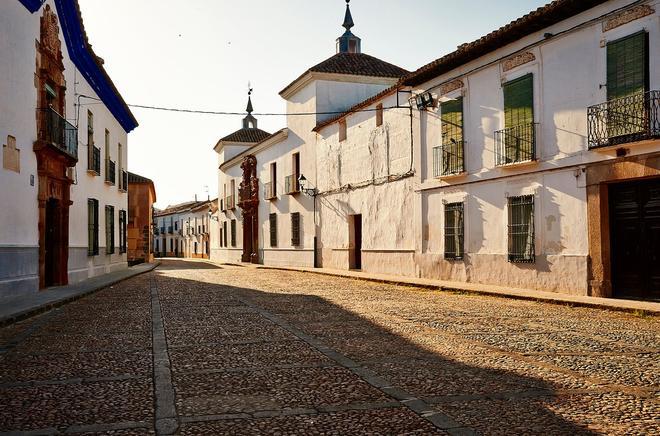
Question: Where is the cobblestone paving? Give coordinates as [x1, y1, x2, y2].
[0, 259, 658, 435]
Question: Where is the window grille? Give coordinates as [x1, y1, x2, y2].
[87, 199, 99, 256]
[105, 205, 115, 254]
[507, 195, 535, 263]
[230, 220, 236, 247]
[291, 212, 301, 246]
[119, 210, 127, 253]
[444, 202, 464, 260]
[269, 213, 278, 247]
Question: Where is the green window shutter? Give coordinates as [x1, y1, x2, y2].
[503, 74, 534, 128]
[607, 32, 648, 100]
[269, 213, 278, 247]
[291, 212, 301, 246]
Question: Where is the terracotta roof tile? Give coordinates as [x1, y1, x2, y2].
[219, 128, 272, 143]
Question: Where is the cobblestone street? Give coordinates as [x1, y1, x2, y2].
[0, 259, 658, 435]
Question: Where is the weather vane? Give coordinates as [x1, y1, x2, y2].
[248, 81, 253, 96]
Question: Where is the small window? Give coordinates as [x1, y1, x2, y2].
[508, 195, 535, 263]
[339, 120, 347, 142]
[87, 199, 99, 256]
[223, 222, 228, 247]
[230, 219, 237, 247]
[291, 212, 301, 246]
[269, 213, 278, 247]
[376, 103, 383, 127]
[444, 202, 464, 260]
[119, 210, 127, 254]
[105, 205, 115, 254]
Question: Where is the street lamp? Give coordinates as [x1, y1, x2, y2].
[297, 174, 318, 197]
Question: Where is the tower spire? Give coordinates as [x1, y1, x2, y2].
[242, 84, 258, 129]
[336, 0, 361, 54]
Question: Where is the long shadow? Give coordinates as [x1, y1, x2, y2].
[154, 260, 598, 435]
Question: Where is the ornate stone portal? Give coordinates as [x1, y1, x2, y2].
[238, 155, 260, 263]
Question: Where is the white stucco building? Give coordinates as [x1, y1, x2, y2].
[154, 199, 213, 259]
[0, 0, 138, 296]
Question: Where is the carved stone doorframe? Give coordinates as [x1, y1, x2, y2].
[238, 155, 260, 264]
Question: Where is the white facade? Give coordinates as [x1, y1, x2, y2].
[154, 201, 213, 259]
[0, 0, 136, 296]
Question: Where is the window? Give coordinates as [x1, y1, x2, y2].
[497, 74, 535, 165]
[271, 162, 277, 191]
[175, 221, 178, 231]
[104, 129, 110, 164]
[119, 210, 127, 254]
[105, 205, 115, 254]
[155, 239, 159, 253]
[607, 32, 648, 100]
[434, 98, 464, 176]
[87, 111, 95, 172]
[230, 219, 237, 247]
[376, 103, 383, 127]
[339, 120, 347, 142]
[223, 221, 228, 247]
[118, 142, 123, 189]
[508, 195, 535, 263]
[269, 213, 277, 247]
[170, 239, 173, 252]
[194, 242, 198, 254]
[444, 202, 464, 260]
[291, 212, 301, 246]
[87, 199, 99, 256]
[219, 225, 223, 247]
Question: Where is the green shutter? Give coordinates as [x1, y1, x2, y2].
[503, 74, 534, 128]
[607, 32, 647, 100]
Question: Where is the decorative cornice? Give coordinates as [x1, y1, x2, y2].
[602, 4, 655, 32]
[439, 79, 464, 96]
[502, 52, 536, 72]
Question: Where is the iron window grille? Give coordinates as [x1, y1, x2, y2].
[230, 220, 237, 247]
[285, 175, 300, 194]
[87, 199, 99, 256]
[587, 90, 659, 149]
[223, 222, 228, 248]
[495, 123, 538, 166]
[433, 140, 465, 177]
[105, 205, 115, 254]
[119, 210, 127, 254]
[120, 170, 128, 191]
[269, 213, 278, 247]
[105, 159, 116, 185]
[444, 202, 464, 260]
[507, 195, 535, 263]
[291, 212, 301, 246]
[88, 145, 101, 175]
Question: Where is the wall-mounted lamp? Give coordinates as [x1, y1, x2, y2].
[297, 174, 318, 197]
[208, 208, 219, 221]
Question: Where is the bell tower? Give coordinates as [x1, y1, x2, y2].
[336, 0, 361, 54]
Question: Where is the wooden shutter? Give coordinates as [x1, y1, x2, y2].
[291, 212, 301, 246]
[503, 74, 534, 128]
[607, 32, 648, 100]
[269, 213, 278, 247]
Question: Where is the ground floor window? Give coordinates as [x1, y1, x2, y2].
[269, 213, 277, 247]
[119, 210, 127, 254]
[444, 202, 464, 260]
[291, 212, 301, 246]
[230, 220, 237, 247]
[223, 222, 228, 248]
[88, 199, 99, 256]
[105, 205, 115, 254]
[508, 195, 535, 263]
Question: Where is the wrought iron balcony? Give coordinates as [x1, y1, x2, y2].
[88, 145, 101, 175]
[105, 159, 116, 184]
[264, 182, 276, 200]
[226, 195, 235, 210]
[433, 140, 465, 177]
[167, 226, 173, 234]
[120, 170, 128, 191]
[37, 107, 78, 161]
[495, 123, 538, 166]
[285, 174, 300, 194]
[587, 90, 660, 149]
[154, 228, 160, 236]
[160, 226, 165, 234]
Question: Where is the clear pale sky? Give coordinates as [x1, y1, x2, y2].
[77, 0, 548, 208]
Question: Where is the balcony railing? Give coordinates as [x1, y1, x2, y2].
[495, 123, 538, 166]
[433, 140, 465, 177]
[160, 227, 165, 234]
[88, 145, 101, 174]
[168, 226, 173, 234]
[264, 182, 276, 200]
[105, 159, 116, 184]
[587, 90, 660, 149]
[285, 174, 299, 194]
[38, 107, 78, 161]
[120, 170, 128, 191]
[226, 195, 235, 210]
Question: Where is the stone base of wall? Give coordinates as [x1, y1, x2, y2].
[262, 249, 314, 268]
[0, 246, 39, 297]
[68, 247, 128, 284]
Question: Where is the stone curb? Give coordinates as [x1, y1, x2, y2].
[254, 265, 660, 316]
[0, 262, 160, 327]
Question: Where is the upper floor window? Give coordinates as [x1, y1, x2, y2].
[434, 98, 464, 177]
[495, 74, 537, 165]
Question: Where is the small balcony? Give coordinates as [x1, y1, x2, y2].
[88, 145, 101, 175]
[154, 228, 160, 236]
[587, 90, 660, 149]
[226, 195, 235, 210]
[285, 174, 300, 194]
[433, 140, 465, 177]
[494, 123, 538, 167]
[120, 170, 128, 192]
[105, 159, 116, 185]
[37, 107, 78, 163]
[264, 182, 276, 200]
[160, 226, 165, 234]
[167, 226, 173, 234]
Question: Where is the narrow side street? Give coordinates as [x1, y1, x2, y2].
[1, 260, 658, 435]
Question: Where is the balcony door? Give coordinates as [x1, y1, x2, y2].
[606, 32, 649, 140]
[609, 178, 660, 300]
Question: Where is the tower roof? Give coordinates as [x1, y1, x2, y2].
[337, 0, 361, 54]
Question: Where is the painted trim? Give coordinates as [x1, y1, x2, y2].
[53, 0, 138, 133]
[18, 0, 45, 13]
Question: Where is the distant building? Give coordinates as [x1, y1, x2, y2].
[0, 0, 138, 296]
[127, 172, 156, 265]
[154, 199, 213, 259]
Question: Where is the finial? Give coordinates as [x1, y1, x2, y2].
[343, 0, 354, 31]
[246, 82, 254, 114]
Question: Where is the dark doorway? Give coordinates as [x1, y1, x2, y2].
[609, 178, 660, 300]
[350, 214, 362, 270]
[45, 198, 62, 287]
